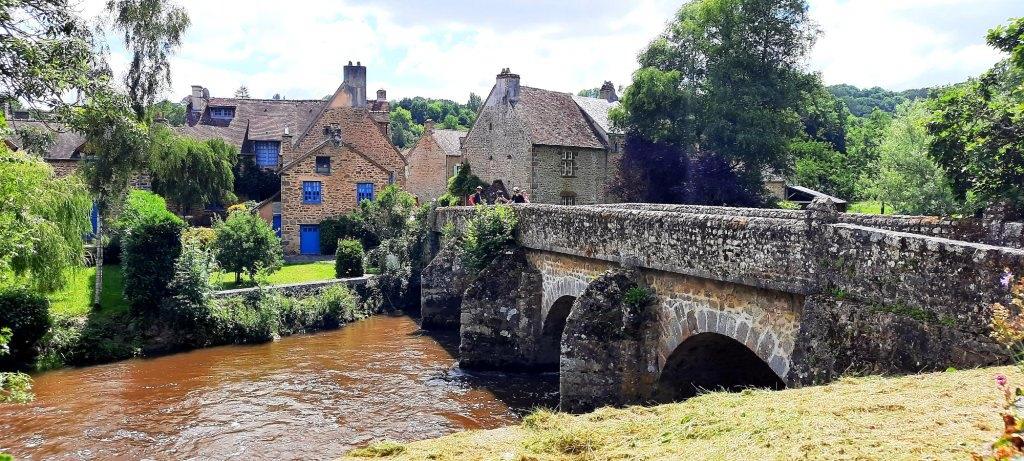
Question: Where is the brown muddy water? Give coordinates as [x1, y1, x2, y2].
[0, 315, 558, 460]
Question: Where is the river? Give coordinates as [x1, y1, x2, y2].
[0, 315, 558, 460]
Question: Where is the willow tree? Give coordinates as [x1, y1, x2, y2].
[149, 127, 238, 215]
[0, 137, 92, 292]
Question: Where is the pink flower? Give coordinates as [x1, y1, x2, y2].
[1002, 269, 1014, 289]
[997, 373, 1009, 387]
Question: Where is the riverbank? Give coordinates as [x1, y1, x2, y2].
[344, 365, 1019, 460]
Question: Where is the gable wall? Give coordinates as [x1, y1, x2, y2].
[461, 103, 533, 192]
[405, 133, 449, 200]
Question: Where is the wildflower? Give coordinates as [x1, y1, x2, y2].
[998, 374, 1009, 387]
[1003, 269, 1015, 290]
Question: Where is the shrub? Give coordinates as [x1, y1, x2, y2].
[357, 184, 416, 244]
[335, 239, 365, 278]
[107, 189, 183, 265]
[0, 287, 51, 369]
[208, 294, 280, 344]
[278, 285, 362, 335]
[214, 207, 283, 283]
[461, 205, 518, 270]
[348, 440, 407, 457]
[161, 237, 218, 334]
[182, 227, 216, 252]
[979, 270, 1024, 460]
[623, 286, 655, 307]
[0, 326, 33, 403]
[122, 214, 185, 312]
[321, 214, 373, 255]
[436, 193, 459, 207]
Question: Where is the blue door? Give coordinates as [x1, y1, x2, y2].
[90, 203, 99, 235]
[299, 225, 320, 255]
[272, 214, 282, 238]
[356, 182, 374, 203]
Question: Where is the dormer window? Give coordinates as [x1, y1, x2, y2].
[315, 156, 331, 174]
[210, 107, 235, 120]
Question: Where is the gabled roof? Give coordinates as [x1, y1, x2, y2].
[432, 129, 466, 157]
[517, 86, 605, 150]
[7, 118, 86, 160]
[178, 97, 326, 147]
[571, 94, 622, 136]
[292, 105, 405, 167]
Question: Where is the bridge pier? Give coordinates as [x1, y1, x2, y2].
[420, 244, 473, 330]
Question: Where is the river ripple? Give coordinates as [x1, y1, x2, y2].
[0, 315, 558, 460]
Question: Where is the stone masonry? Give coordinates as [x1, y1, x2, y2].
[427, 200, 1024, 411]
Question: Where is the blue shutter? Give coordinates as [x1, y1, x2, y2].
[303, 181, 322, 204]
[356, 182, 374, 203]
[254, 141, 279, 167]
[272, 214, 282, 238]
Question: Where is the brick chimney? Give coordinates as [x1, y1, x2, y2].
[191, 85, 205, 100]
[342, 61, 367, 107]
[376, 89, 386, 102]
[495, 68, 520, 106]
[424, 119, 435, 133]
[599, 81, 618, 102]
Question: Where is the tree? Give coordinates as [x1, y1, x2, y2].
[0, 140, 91, 292]
[927, 17, 1024, 214]
[868, 101, 957, 215]
[791, 139, 856, 200]
[608, 133, 686, 203]
[234, 85, 250, 99]
[578, 88, 600, 98]
[213, 207, 283, 283]
[0, 0, 95, 108]
[389, 106, 422, 149]
[827, 84, 930, 117]
[447, 162, 486, 201]
[466, 92, 483, 112]
[613, 0, 818, 205]
[357, 185, 416, 243]
[233, 155, 280, 202]
[148, 99, 186, 125]
[106, 0, 190, 120]
[149, 127, 237, 215]
[440, 114, 462, 130]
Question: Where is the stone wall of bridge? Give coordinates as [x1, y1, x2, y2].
[427, 202, 1024, 410]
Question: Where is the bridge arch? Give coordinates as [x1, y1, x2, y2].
[537, 295, 575, 366]
[654, 332, 784, 402]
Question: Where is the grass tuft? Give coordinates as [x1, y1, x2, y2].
[348, 440, 407, 458]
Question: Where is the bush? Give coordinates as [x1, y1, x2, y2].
[213, 207, 283, 283]
[122, 214, 185, 312]
[321, 214, 374, 255]
[161, 237, 218, 333]
[335, 239, 365, 278]
[107, 189, 184, 265]
[461, 205, 518, 270]
[0, 287, 51, 369]
[208, 294, 279, 344]
[181, 227, 216, 252]
[357, 184, 416, 244]
[278, 285, 362, 335]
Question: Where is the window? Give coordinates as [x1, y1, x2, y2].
[303, 181, 322, 204]
[315, 156, 331, 174]
[561, 150, 577, 177]
[388, 171, 396, 185]
[254, 141, 280, 167]
[561, 195, 577, 206]
[210, 107, 235, 120]
[357, 182, 374, 203]
[452, 163, 461, 177]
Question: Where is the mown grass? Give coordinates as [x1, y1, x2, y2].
[46, 265, 128, 318]
[848, 201, 894, 215]
[341, 366, 1021, 461]
[212, 261, 338, 289]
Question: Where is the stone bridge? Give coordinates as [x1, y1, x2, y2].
[420, 201, 1024, 412]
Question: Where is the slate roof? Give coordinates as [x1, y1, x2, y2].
[7, 118, 86, 160]
[178, 97, 326, 149]
[432, 129, 466, 156]
[571, 94, 622, 136]
[284, 106, 405, 173]
[518, 86, 605, 150]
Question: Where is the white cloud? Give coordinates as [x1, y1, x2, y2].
[79, 0, 1014, 102]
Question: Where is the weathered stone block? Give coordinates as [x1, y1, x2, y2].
[420, 244, 475, 330]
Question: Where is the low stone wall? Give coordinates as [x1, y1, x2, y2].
[212, 276, 374, 299]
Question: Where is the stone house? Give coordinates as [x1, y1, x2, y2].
[7, 114, 87, 178]
[460, 69, 623, 205]
[179, 62, 405, 255]
[404, 120, 466, 201]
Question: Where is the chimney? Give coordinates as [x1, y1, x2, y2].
[342, 61, 367, 107]
[191, 85, 205, 100]
[376, 89, 386, 102]
[495, 68, 520, 106]
[600, 81, 618, 102]
[424, 119, 435, 133]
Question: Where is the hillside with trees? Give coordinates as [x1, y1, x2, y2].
[388, 94, 481, 149]
[827, 84, 930, 117]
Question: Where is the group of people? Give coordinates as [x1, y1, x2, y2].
[468, 185, 529, 205]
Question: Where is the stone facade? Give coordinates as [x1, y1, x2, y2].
[420, 244, 475, 329]
[459, 69, 621, 205]
[404, 123, 465, 201]
[428, 201, 1024, 410]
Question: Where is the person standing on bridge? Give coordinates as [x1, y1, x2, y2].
[468, 186, 484, 206]
[511, 187, 529, 203]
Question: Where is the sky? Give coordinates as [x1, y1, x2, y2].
[80, 0, 1021, 103]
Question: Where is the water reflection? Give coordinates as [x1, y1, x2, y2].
[0, 315, 558, 460]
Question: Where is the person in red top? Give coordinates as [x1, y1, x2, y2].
[468, 186, 484, 205]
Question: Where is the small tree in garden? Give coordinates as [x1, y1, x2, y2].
[213, 206, 283, 284]
[978, 270, 1024, 460]
[335, 239, 365, 278]
[447, 162, 486, 202]
[122, 212, 185, 312]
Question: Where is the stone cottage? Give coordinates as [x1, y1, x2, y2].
[460, 69, 623, 205]
[7, 113, 87, 178]
[180, 61, 404, 255]
[404, 120, 466, 201]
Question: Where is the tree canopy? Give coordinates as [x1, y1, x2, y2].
[827, 84, 930, 117]
[149, 127, 238, 214]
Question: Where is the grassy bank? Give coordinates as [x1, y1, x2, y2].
[345, 365, 1019, 460]
[212, 261, 338, 289]
[47, 265, 128, 317]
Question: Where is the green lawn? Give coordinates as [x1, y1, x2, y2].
[213, 261, 338, 289]
[848, 200, 895, 215]
[47, 265, 128, 318]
